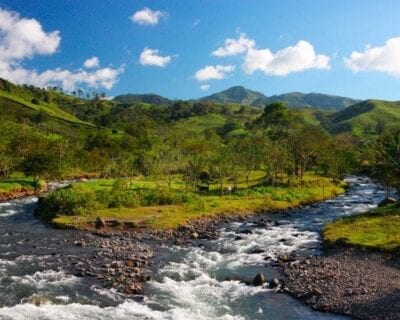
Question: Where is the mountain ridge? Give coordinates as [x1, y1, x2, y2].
[114, 85, 361, 110]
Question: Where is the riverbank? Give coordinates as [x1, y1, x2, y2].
[282, 247, 400, 320]
[0, 178, 47, 201]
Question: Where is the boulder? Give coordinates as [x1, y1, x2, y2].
[269, 277, 280, 289]
[252, 273, 265, 286]
[95, 217, 106, 229]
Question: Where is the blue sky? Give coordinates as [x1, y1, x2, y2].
[0, 0, 400, 100]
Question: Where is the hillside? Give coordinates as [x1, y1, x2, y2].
[199, 86, 360, 110]
[113, 93, 171, 105]
[264, 92, 360, 110]
[199, 86, 267, 105]
[0, 78, 93, 127]
[329, 99, 400, 135]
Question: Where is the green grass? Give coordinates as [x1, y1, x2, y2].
[173, 114, 227, 135]
[41, 173, 345, 230]
[330, 99, 400, 135]
[323, 204, 400, 252]
[0, 178, 45, 193]
[0, 91, 93, 126]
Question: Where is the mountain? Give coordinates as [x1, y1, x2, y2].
[113, 93, 171, 105]
[264, 92, 361, 110]
[200, 86, 360, 110]
[199, 86, 267, 105]
[329, 99, 400, 135]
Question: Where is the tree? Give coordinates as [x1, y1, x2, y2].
[370, 130, 400, 196]
[210, 146, 233, 195]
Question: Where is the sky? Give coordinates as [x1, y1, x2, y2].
[0, 0, 400, 100]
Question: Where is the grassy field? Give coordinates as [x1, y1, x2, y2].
[323, 203, 400, 252]
[0, 178, 45, 194]
[38, 172, 346, 230]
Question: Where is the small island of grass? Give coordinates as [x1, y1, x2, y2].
[36, 172, 345, 231]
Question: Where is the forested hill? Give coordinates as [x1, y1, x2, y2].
[112, 85, 360, 110]
[1, 76, 400, 182]
[199, 86, 360, 110]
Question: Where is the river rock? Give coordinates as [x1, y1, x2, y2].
[252, 273, 265, 286]
[269, 278, 281, 289]
[95, 217, 107, 229]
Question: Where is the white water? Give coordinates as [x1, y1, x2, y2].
[0, 177, 386, 319]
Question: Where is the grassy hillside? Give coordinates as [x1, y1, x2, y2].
[329, 99, 400, 136]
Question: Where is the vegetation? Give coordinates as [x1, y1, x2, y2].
[324, 204, 400, 252]
[37, 173, 345, 230]
[2, 77, 399, 237]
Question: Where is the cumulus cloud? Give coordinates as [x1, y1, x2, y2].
[195, 65, 235, 81]
[243, 40, 330, 76]
[344, 37, 400, 76]
[139, 48, 171, 67]
[0, 8, 122, 90]
[83, 56, 99, 68]
[0, 63, 123, 90]
[0, 8, 60, 62]
[200, 84, 210, 90]
[212, 33, 255, 57]
[131, 7, 166, 26]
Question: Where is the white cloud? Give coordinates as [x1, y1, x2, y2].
[243, 40, 330, 76]
[139, 48, 171, 67]
[200, 84, 210, 90]
[195, 65, 236, 82]
[344, 37, 400, 77]
[212, 33, 255, 57]
[0, 8, 60, 63]
[83, 56, 99, 68]
[0, 63, 123, 90]
[0, 8, 123, 90]
[131, 7, 166, 26]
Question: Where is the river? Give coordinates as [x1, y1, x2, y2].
[0, 177, 387, 319]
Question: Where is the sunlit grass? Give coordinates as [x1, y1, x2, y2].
[323, 204, 400, 251]
[48, 173, 345, 230]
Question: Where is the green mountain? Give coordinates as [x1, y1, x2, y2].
[113, 93, 171, 105]
[329, 99, 400, 135]
[264, 92, 360, 110]
[199, 86, 267, 105]
[200, 86, 360, 110]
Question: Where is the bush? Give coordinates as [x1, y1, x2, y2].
[36, 182, 201, 221]
[36, 185, 102, 220]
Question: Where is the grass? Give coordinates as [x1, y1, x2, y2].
[0, 91, 93, 126]
[0, 177, 45, 193]
[40, 173, 346, 231]
[323, 203, 400, 252]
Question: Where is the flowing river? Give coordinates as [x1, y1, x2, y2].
[0, 177, 387, 320]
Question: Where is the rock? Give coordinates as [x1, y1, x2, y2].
[248, 248, 265, 254]
[95, 217, 106, 229]
[252, 273, 265, 286]
[269, 278, 281, 289]
[277, 254, 289, 262]
[191, 232, 199, 239]
[238, 229, 253, 235]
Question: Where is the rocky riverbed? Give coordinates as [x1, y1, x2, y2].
[282, 247, 400, 320]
